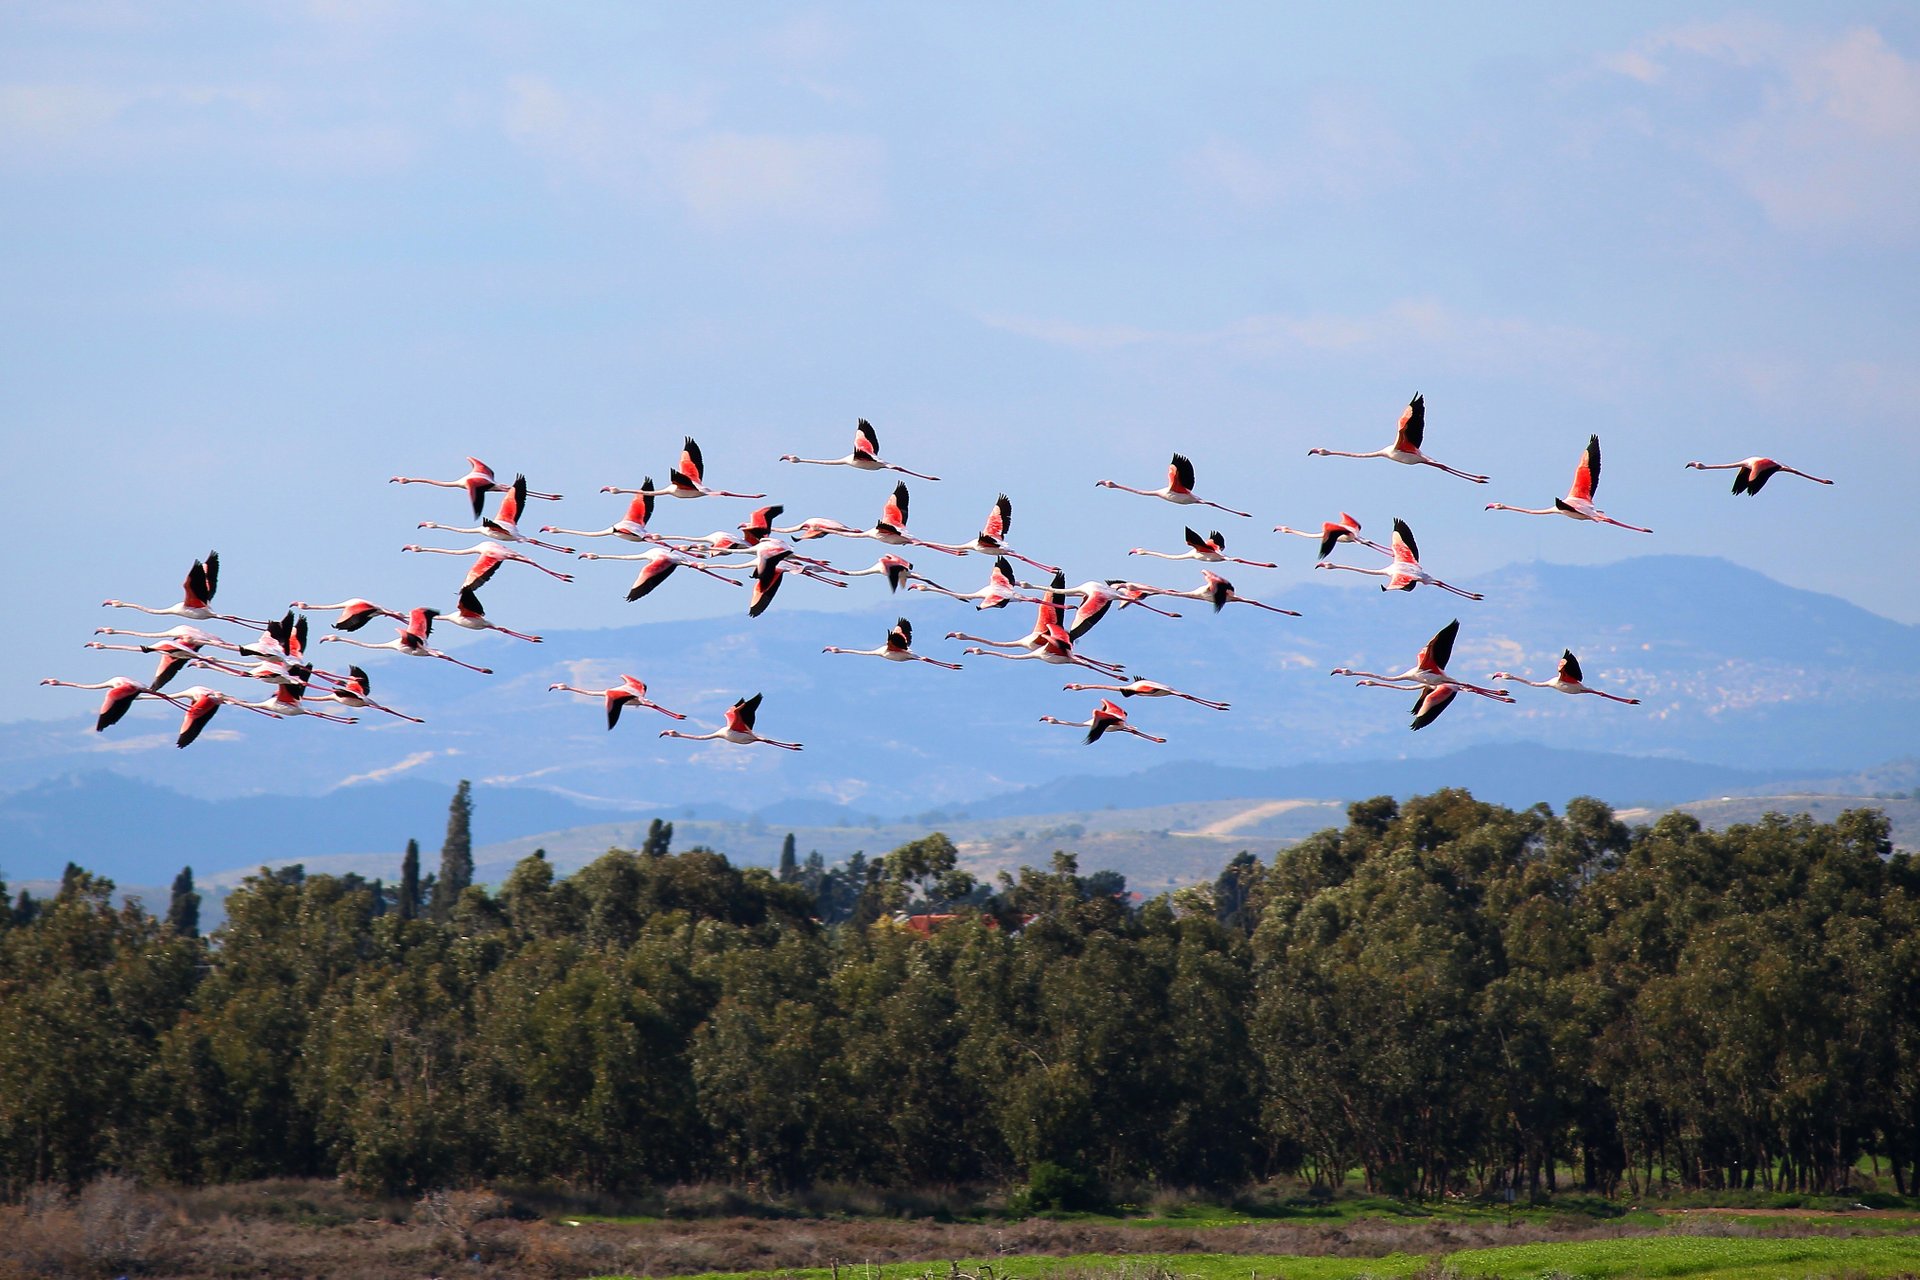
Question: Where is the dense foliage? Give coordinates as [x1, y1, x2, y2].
[1, 790, 1915, 1202]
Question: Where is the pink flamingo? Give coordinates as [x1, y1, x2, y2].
[236, 673, 358, 725]
[1315, 518, 1483, 600]
[1129, 526, 1276, 569]
[1039, 698, 1167, 744]
[287, 599, 406, 633]
[1485, 435, 1652, 533]
[578, 546, 744, 603]
[318, 608, 493, 674]
[315, 665, 424, 723]
[823, 617, 963, 669]
[1684, 456, 1833, 495]
[1273, 511, 1388, 560]
[907, 556, 1046, 609]
[39, 676, 174, 731]
[1330, 619, 1513, 702]
[440, 587, 541, 642]
[779, 419, 941, 480]
[165, 684, 281, 748]
[1062, 678, 1229, 711]
[417, 474, 575, 553]
[1404, 682, 1460, 730]
[836, 553, 924, 593]
[1096, 452, 1251, 517]
[102, 551, 266, 628]
[402, 542, 575, 585]
[85, 632, 214, 692]
[1491, 649, 1641, 705]
[540, 488, 662, 544]
[605, 437, 767, 501]
[660, 693, 803, 751]
[1139, 570, 1301, 616]
[390, 455, 560, 518]
[1307, 394, 1490, 483]
[949, 494, 1058, 573]
[549, 674, 687, 728]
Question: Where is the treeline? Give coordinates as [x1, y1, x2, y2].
[1, 790, 1916, 1202]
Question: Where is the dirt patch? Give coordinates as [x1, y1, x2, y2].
[1658, 1207, 1920, 1220]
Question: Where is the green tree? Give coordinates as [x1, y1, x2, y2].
[642, 818, 673, 858]
[432, 781, 474, 921]
[398, 838, 420, 922]
[167, 865, 201, 937]
[778, 832, 799, 883]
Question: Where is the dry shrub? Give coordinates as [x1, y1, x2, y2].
[0, 1176, 174, 1278]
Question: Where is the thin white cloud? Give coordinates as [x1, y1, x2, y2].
[336, 750, 440, 787]
[1604, 21, 1920, 239]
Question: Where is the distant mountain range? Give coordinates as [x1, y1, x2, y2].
[5, 554, 1915, 885]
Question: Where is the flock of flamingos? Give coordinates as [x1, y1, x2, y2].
[46, 401, 1833, 751]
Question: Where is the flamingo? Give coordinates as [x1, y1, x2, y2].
[907, 556, 1046, 609]
[1315, 518, 1484, 600]
[577, 546, 744, 603]
[1039, 698, 1167, 744]
[443, 586, 542, 643]
[1307, 393, 1490, 482]
[236, 611, 315, 666]
[1405, 682, 1460, 731]
[1491, 649, 1641, 705]
[835, 553, 923, 593]
[1329, 618, 1513, 702]
[236, 672, 358, 724]
[315, 665, 425, 723]
[39, 677, 175, 732]
[550, 674, 687, 728]
[402, 542, 575, 585]
[949, 494, 1059, 573]
[417, 474, 576, 553]
[604, 437, 767, 501]
[1061, 679, 1229, 710]
[1485, 435, 1652, 533]
[823, 617, 963, 669]
[318, 608, 493, 674]
[165, 684, 281, 748]
[390, 456, 561, 518]
[540, 488, 661, 544]
[962, 631, 1127, 676]
[1096, 452, 1252, 517]
[735, 541, 848, 618]
[779, 419, 941, 480]
[1129, 526, 1276, 569]
[85, 634, 212, 692]
[1138, 570, 1301, 616]
[660, 693, 803, 751]
[102, 551, 266, 628]
[286, 599, 406, 633]
[1273, 511, 1388, 560]
[1056, 579, 1184, 640]
[1684, 457, 1834, 495]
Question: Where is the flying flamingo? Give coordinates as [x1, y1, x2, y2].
[236, 610, 314, 666]
[540, 488, 662, 544]
[1307, 394, 1490, 483]
[1329, 618, 1514, 702]
[1491, 649, 1641, 705]
[1138, 570, 1301, 616]
[1129, 526, 1276, 569]
[1061, 679, 1229, 710]
[1684, 456, 1834, 495]
[102, 551, 266, 628]
[39, 677, 175, 731]
[402, 542, 575, 585]
[578, 546, 744, 603]
[1055, 579, 1184, 640]
[165, 684, 281, 748]
[949, 494, 1059, 573]
[823, 617, 963, 670]
[286, 599, 406, 633]
[1273, 512, 1389, 560]
[1315, 518, 1484, 600]
[85, 633, 213, 692]
[318, 608, 493, 674]
[181, 646, 347, 690]
[907, 556, 1046, 609]
[314, 665, 424, 723]
[549, 674, 687, 728]
[605, 437, 767, 501]
[1039, 698, 1167, 744]
[779, 419, 941, 480]
[955, 582, 1128, 674]
[390, 456, 560, 517]
[236, 673, 359, 724]
[736, 541, 848, 618]
[1096, 452, 1252, 517]
[417, 474, 575, 553]
[1485, 435, 1652, 533]
[835, 553, 924, 593]
[660, 693, 803, 751]
[1403, 682, 1460, 730]
[443, 587, 542, 643]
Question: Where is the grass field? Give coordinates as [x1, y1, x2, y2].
[603, 1234, 1920, 1280]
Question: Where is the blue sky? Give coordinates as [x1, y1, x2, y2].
[6, 3, 1917, 722]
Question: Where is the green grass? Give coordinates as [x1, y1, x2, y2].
[594, 1234, 1920, 1280]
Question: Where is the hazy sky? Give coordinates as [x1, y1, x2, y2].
[7, 3, 1917, 722]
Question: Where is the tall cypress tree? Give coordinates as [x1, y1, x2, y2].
[778, 832, 799, 883]
[432, 780, 474, 920]
[399, 838, 421, 922]
[641, 818, 673, 858]
[166, 865, 201, 937]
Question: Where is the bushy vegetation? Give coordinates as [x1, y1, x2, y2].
[1, 790, 1916, 1206]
